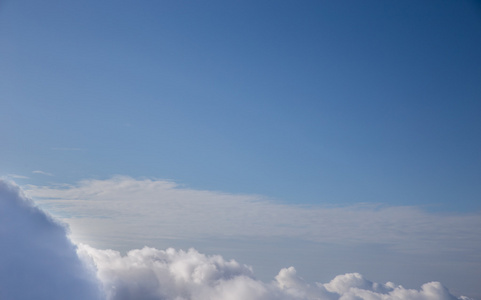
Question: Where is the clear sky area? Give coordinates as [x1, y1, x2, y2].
[1, 1, 481, 299]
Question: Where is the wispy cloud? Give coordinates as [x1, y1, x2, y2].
[7, 174, 29, 179]
[26, 176, 481, 256]
[32, 170, 53, 176]
[51, 147, 85, 151]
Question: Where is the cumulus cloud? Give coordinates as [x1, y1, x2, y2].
[78, 245, 471, 300]
[0, 179, 103, 299]
[0, 179, 475, 300]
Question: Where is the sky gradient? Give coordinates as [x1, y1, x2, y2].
[1, 0, 481, 299]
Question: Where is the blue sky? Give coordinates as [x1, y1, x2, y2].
[1, 1, 481, 298]
[2, 0, 481, 211]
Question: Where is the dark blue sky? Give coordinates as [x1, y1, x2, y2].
[1, 0, 481, 211]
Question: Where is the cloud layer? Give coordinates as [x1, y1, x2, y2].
[0, 179, 475, 300]
[26, 176, 481, 255]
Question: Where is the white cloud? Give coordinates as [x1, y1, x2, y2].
[79, 244, 471, 300]
[6, 174, 29, 179]
[51, 147, 85, 151]
[32, 170, 53, 176]
[25, 176, 481, 256]
[0, 179, 475, 300]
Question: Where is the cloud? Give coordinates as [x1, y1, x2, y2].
[79, 245, 471, 300]
[32, 170, 53, 176]
[0, 179, 103, 300]
[6, 174, 29, 179]
[51, 147, 85, 151]
[25, 176, 481, 256]
[0, 179, 474, 300]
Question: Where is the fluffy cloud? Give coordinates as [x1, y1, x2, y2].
[0, 179, 103, 299]
[79, 245, 471, 300]
[0, 179, 475, 300]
